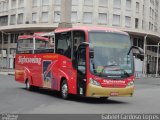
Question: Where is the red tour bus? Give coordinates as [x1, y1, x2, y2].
[15, 27, 144, 99]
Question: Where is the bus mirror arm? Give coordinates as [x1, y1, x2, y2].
[73, 42, 90, 69]
[128, 46, 144, 61]
[72, 51, 78, 69]
[76, 42, 89, 51]
[77, 42, 94, 59]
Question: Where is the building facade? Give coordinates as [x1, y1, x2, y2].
[0, 0, 160, 76]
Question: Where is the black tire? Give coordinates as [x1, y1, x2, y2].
[61, 80, 69, 99]
[100, 97, 109, 101]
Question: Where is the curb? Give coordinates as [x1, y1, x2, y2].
[8, 73, 15, 76]
[0, 72, 15, 76]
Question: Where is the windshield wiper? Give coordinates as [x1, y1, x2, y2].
[120, 69, 130, 77]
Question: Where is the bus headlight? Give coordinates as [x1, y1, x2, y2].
[90, 78, 101, 86]
[127, 81, 134, 87]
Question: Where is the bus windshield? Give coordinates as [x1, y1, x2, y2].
[89, 32, 134, 79]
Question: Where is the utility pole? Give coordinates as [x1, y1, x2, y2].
[143, 34, 148, 77]
[1, 31, 4, 71]
[156, 42, 160, 77]
[59, 0, 72, 28]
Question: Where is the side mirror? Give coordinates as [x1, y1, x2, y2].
[72, 42, 90, 69]
[128, 46, 144, 61]
[89, 48, 94, 59]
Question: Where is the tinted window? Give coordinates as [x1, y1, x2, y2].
[55, 32, 71, 58]
[35, 39, 49, 50]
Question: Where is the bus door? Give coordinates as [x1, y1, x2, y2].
[73, 31, 87, 96]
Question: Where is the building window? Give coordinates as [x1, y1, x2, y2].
[149, 22, 152, 30]
[71, 11, 78, 23]
[154, 25, 157, 32]
[32, 0, 38, 7]
[12, 0, 16, 9]
[150, 0, 154, 5]
[0, 16, 8, 26]
[3, 2, 8, 11]
[54, 0, 61, 5]
[135, 18, 139, 29]
[10, 48, 16, 55]
[42, 0, 49, 6]
[150, 7, 152, 17]
[3, 34, 8, 44]
[84, 0, 93, 6]
[17, 13, 23, 24]
[83, 12, 92, 24]
[150, 23, 153, 30]
[113, 0, 121, 9]
[142, 20, 145, 29]
[18, 0, 24, 8]
[99, 0, 108, 7]
[0, 3, 2, 12]
[136, 2, 140, 13]
[98, 13, 107, 24]
[113, 14, 120, 26]
[11, 34, 19, 43]
[143, 5, 145, 15]
[41, 12, 48, 23]
[125, 16, 131, 28]
[10, 15, 16, 25]
[72, 0, 78, 5]
[32, 13, 37, 23]
[126, 0, 131, 10]
[54, 11, 61, 22]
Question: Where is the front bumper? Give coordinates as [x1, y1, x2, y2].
[86, 83, 134, 98]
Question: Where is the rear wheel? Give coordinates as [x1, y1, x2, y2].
[61, 80, 69, 99]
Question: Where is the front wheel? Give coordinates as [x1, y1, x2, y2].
[61, 80, 69, 99]
[25, 80, 34, 91]
[100, 97, 109, 101]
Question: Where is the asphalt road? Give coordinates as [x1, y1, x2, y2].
[0, 75, 160, 114]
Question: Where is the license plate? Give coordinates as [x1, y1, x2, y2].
[110, 92, 119, 96]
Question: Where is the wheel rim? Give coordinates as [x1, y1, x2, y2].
[62, 83, 68, 98]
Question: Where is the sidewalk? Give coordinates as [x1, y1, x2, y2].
[0, 69, 15, 76]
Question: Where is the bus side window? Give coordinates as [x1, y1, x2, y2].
[35, 39, 49, 50]
[55, 32, 71, 58]
[17, 39, 33, 54]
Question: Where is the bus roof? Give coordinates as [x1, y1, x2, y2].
[34, 32, 55, 37]
[54, 26, 128, 35]
[18, 35, 49, 41]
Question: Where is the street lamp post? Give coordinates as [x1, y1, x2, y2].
[156, 42, 160, 77]
[143, 34, 148, 77]
[1, 31, 4, 71]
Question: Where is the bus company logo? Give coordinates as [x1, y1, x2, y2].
[18, 56, 41, 65]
